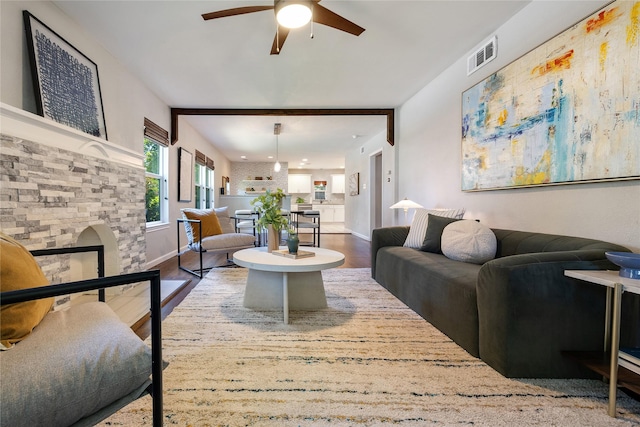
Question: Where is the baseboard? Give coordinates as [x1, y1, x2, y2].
[351, 231, 371, 241]
[147, 248, 181, 270]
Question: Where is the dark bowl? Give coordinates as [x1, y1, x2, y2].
[605, 251, 640, 280]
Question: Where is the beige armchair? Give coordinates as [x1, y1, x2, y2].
[177, 206, 256, 277]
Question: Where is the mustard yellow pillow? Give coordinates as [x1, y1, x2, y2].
[182, 209, 223, 242]
[1, 232, 54, 349]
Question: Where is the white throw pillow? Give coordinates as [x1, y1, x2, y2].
[441, 220, 497, 264]
[403, 208, 466, 248]
[214, 206, 236, 234]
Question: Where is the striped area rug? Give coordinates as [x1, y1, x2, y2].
[101, 268, 640, 426]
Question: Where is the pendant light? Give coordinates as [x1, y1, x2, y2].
[274, 123, 282, 172]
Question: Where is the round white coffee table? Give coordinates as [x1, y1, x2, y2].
[233, 247, 345, 324]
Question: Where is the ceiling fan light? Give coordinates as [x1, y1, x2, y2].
[276, 3, 312, 29]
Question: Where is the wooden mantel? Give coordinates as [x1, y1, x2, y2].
[170, 108, 395, 146]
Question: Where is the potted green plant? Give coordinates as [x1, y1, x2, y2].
[250, 188, 289, 252]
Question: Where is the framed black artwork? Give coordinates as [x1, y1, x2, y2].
[23, 11, 108, 139]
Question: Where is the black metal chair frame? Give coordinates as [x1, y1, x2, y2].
[0, 245, 163, 427]
[295, 211, 321, 247]
[177, 218, 251, 278]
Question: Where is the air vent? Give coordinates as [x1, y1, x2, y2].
[467, 36, 497, 76]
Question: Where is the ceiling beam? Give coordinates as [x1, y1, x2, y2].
[170, 108, 395, 146]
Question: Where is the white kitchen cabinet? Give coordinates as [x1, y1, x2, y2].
[322, 206, 335, 222]
[288, 174, 311, 193]
[311, 205, 330, 222]
[311, 205, 345, 223]
[330, 174, 345, 193]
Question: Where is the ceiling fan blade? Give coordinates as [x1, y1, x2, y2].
[270, 26, 290, 55]
[202, 6, 274, 21]
[312, 4, 365, 36]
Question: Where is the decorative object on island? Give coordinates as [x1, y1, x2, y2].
[178, 148, 193, 202]
[23, 11, 107, 139]
[286, 226, 299, 254]
[461, 0, 639, 191]
[250, 188, 289, 252]
[273, 123, 282, 172]
[349, 172, 359, 196]
[390, 198, 424, 222]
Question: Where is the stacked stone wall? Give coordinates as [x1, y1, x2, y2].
[0, 134, 146, 285]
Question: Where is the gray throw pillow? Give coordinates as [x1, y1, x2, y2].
[420, 214, 462, 253]
[0, 301, 153, 427]
[441, 220, 497, 264]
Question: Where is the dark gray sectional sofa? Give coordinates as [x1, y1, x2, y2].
[371, 226, 639, 378]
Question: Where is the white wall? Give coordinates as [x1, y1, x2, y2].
[396, 0, 639, 252]
[344, 129, 396, 240]
[149, 117, 231, 268]
[0, 1, 232, 266]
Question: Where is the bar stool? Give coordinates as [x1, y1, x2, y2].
[297, 210, 320, 247]
[234, 209, 261, 246]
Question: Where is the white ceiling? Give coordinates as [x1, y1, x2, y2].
[54, 0, 529, 169]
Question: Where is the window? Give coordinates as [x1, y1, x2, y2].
[144, 118, 169, 225]
[194, 150, 214, 209]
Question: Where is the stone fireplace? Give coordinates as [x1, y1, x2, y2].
[0, 103, 146, 306]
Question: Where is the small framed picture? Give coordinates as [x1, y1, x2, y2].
[349, 172, 359, 196]
[23, 11, 107, 139]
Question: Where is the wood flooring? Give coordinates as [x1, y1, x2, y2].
[134, 233, 371, 338]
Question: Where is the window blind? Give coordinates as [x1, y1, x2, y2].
[143, 118, 169, 147]
[195, 150, 206, 166]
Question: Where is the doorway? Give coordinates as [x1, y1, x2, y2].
[370, 150, 383, 232]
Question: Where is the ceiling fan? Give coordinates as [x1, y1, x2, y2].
[202, 0, 365, 55]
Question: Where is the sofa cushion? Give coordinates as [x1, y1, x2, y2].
[182, 208, 223, 242]
[0, 233, 54, 349]
[374, 246, 481, 357]
[0, 301, 152, 426]
[199, 232, 256, 251]
[420, 214, 462, 253]
[403, 208, 466, 248]
[442, 220, 497, 264]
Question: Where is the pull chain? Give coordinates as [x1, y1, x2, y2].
[310, 3, 314, 39]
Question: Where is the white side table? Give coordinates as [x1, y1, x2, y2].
[565, 270, 640, 417]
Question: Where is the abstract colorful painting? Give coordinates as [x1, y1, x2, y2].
[462, 0, 639, 191]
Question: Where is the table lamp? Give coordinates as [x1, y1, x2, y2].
[390, 198, 423, 222]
